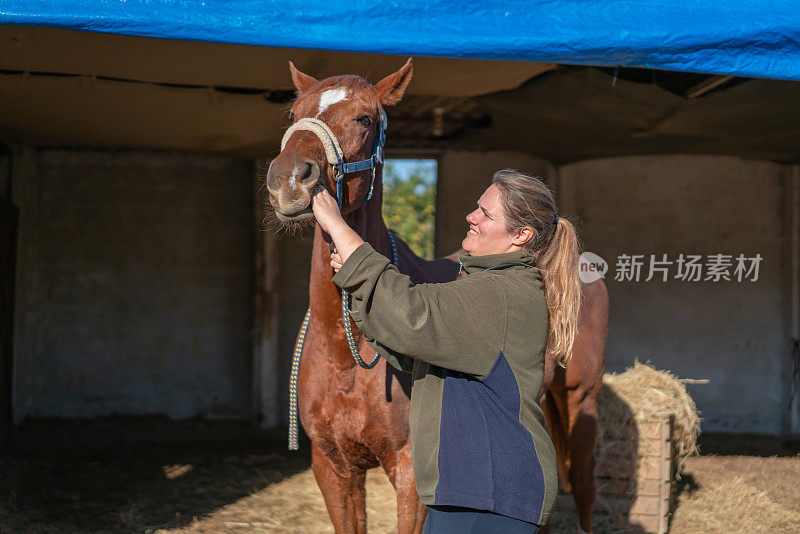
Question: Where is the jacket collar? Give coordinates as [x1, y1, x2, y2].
[458, 250, 537, 275]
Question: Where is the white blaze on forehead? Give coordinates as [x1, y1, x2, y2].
[316, 88, 348, 117]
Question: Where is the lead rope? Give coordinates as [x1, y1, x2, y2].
[341, 230, 398, 369]
[288, 230, 399, 450]
[287, 308, 311, 450]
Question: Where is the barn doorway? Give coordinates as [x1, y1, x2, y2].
[382, 158, 438, 260]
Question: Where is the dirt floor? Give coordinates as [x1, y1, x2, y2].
[1, 419, 799, 533]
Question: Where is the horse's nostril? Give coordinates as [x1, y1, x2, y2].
[301, 160, 320, 186]
[266, 163, 280, 193]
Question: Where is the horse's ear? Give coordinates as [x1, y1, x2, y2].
[288, 61, 318, 95]
[374, 58, 413, 106]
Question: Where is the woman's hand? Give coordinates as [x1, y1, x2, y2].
[330, 250, 343, 273]
[311, 186, 365, 267]
[311, 187, 346, 235]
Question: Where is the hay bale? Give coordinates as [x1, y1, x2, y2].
[599, 361, 701, 470]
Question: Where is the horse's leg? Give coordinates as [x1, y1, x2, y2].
[566, 387, 599, 534]
[382, 445, 427, 534]
[312, 445, 368, 534]
[544, 377, 572, 493]
[539, 381, 569, 534]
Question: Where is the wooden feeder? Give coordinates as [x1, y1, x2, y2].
[555, 414, 676, 533]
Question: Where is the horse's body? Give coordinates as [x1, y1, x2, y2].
[266, 59, 607, 534]
[542, 279, 608, 534]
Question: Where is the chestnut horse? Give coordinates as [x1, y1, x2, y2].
[265, 59, 608, 534]
[542, 279, 608, 534]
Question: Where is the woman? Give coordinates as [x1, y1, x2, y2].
[312, 169, 581, 533]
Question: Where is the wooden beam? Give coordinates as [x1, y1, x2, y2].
[686, 75, 734, 98]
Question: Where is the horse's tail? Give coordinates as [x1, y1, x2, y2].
[543, 388, 572, 493]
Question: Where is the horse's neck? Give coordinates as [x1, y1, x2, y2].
[309, 185, 390, 344]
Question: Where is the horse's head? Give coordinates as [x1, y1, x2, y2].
[266, 59, 413, 222]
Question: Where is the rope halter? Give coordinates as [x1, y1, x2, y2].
[280, 109, 388, 211]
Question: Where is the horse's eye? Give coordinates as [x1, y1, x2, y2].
[356, 115, 372, 127]
[289, 111, 296, 122]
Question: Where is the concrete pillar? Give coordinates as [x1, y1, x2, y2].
[786, 165, 800, 434]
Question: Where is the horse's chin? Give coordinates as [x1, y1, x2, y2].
[275, 206, 315, 223]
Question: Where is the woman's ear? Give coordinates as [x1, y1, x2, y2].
[512, 227, 534, 247]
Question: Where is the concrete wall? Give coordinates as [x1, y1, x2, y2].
[0, 149, 10, 201]
[436, 151, 555, 254]
[12, 148, 254, 420]
[559, 155, 791, 434]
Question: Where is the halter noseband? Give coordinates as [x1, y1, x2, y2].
[280, 110, 388, 211]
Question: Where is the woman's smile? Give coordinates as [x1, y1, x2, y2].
[461, 184, 521, 256]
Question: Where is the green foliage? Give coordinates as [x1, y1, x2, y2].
[382, 160, 437, 260]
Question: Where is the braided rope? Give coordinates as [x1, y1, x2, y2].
[281, 118, 344, 166]
[288, 307, 312, 450]
[287, 230, 399, 449]
[341, 230, 398, 368]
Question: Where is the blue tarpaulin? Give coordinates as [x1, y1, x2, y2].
[2, 1, 799, 81]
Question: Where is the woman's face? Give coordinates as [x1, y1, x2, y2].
[462, 184, 521, 256]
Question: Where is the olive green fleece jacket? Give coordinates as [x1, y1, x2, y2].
[331, 242, 557, 525]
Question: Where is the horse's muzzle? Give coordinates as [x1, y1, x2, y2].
[266, 157, 321, 221]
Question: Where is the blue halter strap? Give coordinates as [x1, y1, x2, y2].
[333, 109, 387, 211]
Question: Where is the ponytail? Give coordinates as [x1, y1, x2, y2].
[537, 218, 582, 364]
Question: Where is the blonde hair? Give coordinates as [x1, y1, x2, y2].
[492, 169, 582, 364]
